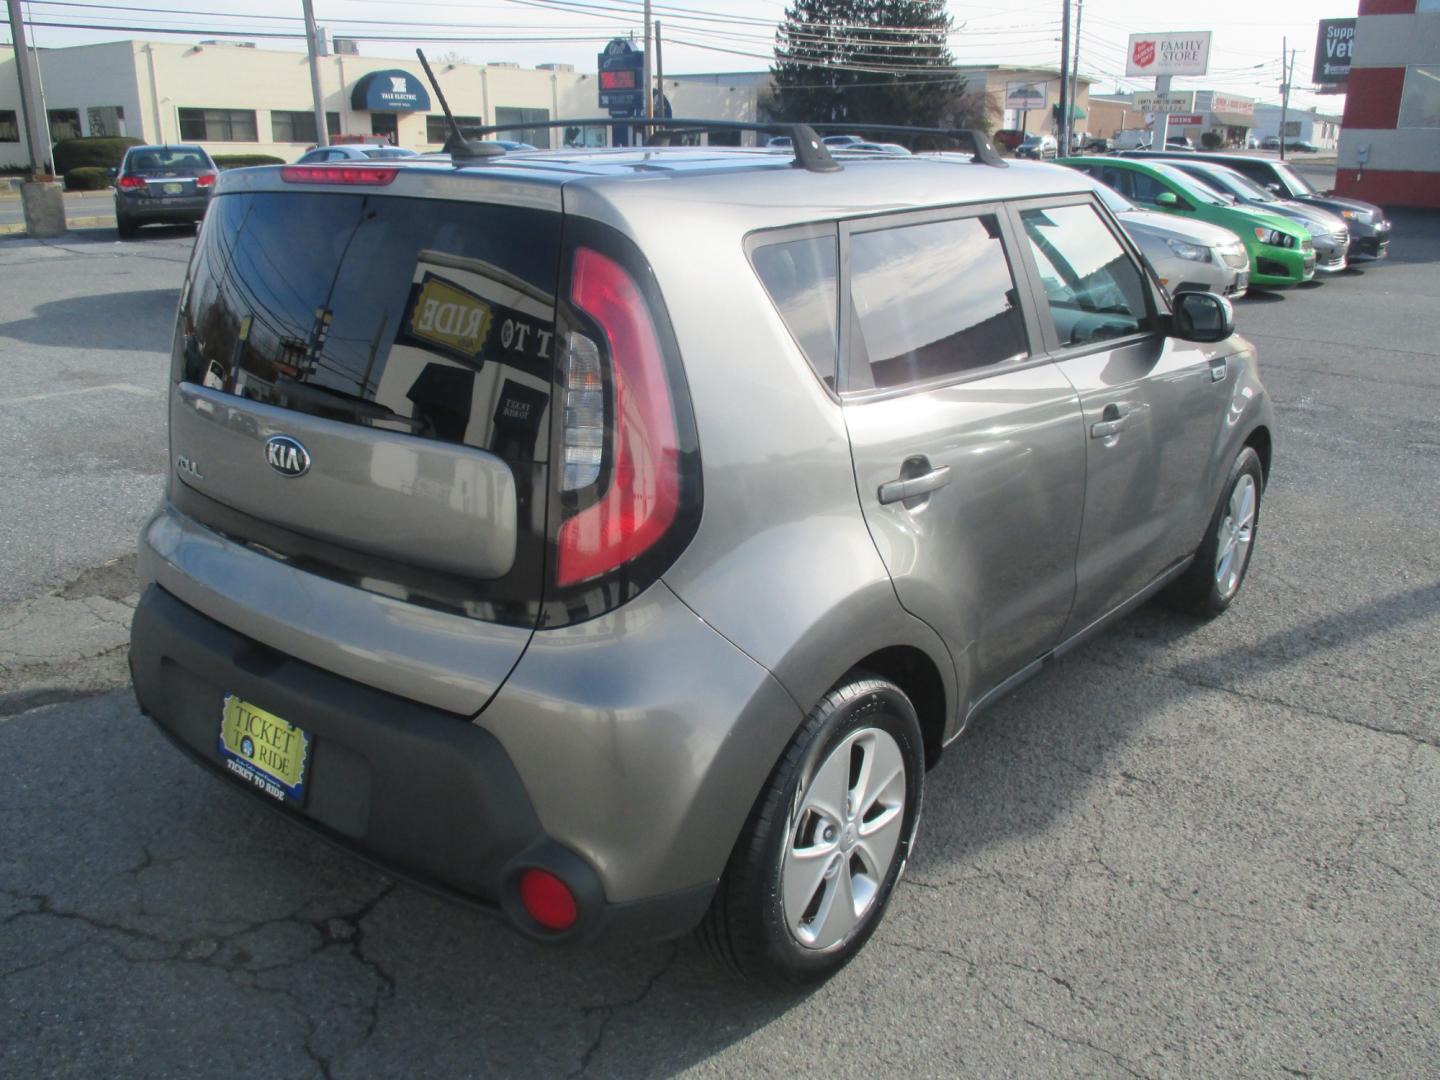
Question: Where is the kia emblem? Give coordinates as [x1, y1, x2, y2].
[265, 434, 311, 478]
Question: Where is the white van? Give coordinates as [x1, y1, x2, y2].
[1114, 129, 1152, 150]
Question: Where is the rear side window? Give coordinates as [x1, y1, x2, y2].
[846, 214, 1027, 391]
[178, 191, 559, 461]
[1103, 167, 1167, 207]
[1019, 204, 1153, 347]
[751, 234, 839, 387]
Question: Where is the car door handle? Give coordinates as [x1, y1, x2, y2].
[1090, 402, 1140, 440]
[878, 465, 952, 505]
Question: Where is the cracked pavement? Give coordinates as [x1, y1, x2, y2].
[2, 200, 1438, 1078]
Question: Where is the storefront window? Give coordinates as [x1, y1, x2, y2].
[0, 110, 18, 142]
[563, 124, 607, 148]
[86, 105, 126, 138]
[47, 109, 81, 141]
[427, 115, 482, 143]
[494, 106, 550, 149]
[272, 110, 341, 143]
[178, 107, 258, 142]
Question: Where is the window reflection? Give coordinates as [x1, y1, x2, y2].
[848, 215, 1028, 390]
[181, 192, 558, 462]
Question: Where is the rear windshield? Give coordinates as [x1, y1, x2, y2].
[129, 148, 210, 172]
[177, 191, 559, 461]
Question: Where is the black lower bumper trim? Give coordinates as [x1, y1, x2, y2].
[129, 584, 714, 944]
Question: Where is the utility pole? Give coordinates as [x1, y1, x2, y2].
[7, 0, 64, 235]
[1278, 37, 1292, 160]
[1070, 0, 1083, 145]
[302, 0, 329, 147]
[654, 20, 664, 121]
[643, 0, 653, 120]
[7, 0, 50, 175]
[1058, 0, 1071, 151]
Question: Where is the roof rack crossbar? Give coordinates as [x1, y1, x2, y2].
[803, 123, 1008, 167]
[468, 116, 841, 173]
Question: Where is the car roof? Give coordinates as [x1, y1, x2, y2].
[223, 146, 1096, 240]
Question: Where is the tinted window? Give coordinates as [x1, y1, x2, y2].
[847, 214, 1027, 391]
[752, 234, 839, 386]
[1020, 205, 1152, 347]
[126, 147, 212, 173]
[1104, 166, 1167, 207]
[178, 192, 559, 461]
[1271, 162, 1316, 196]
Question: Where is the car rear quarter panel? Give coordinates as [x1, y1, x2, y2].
[561, 179, 960, 735]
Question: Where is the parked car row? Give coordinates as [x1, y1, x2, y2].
[1056, 151, 1390, 290]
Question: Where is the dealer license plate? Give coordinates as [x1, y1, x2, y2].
[216, 694, 312, 805]
[163, 182, 183, 194]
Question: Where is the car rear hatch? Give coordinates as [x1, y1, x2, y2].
[124, 147, 215, 197]
[164, 164, 563, 712]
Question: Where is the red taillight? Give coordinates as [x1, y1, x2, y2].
[278, 164, 400, 186]
[195, 172, 217, 188]
[556, 247, 681, 586]
[116, 174, 146, 190]
[518, 869, 578, 931]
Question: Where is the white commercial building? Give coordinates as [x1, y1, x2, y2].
[0, 39, 755, 170]
[1251, 104, 1343, 149]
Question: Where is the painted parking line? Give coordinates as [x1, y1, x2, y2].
[0, 383, 155, 407]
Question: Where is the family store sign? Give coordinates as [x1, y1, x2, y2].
[1125, 31, 1212, 78]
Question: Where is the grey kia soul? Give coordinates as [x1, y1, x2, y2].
[130, 125, 1274, 986]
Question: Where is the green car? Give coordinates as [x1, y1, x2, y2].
[1059, 156, 1316, 288]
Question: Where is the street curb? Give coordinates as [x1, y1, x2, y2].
[0, 216, 115, 236]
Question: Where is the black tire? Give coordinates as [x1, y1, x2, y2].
[116, 213, 137, 239]
[1164, 446, 1264, 618]
[698, 674, 924, 988]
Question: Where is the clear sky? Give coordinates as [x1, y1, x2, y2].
[4, 0, 1357, 114]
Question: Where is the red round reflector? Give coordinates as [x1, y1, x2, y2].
[519, 869, 578, 931]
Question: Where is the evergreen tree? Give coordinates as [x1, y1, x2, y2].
[769, 0, 977, 131]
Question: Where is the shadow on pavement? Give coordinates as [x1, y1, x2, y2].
[0, 287, 180, 352]
[1381, 209, 1440, 266]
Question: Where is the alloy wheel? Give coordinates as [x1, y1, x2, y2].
[1215, 473, 1257, 598]
[781, 726, 907, 950]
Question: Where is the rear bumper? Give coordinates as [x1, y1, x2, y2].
[116, 193, 209, 221]
[129, 583, 714, 943]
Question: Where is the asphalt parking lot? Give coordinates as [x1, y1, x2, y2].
[2, 201, 1438, 1078]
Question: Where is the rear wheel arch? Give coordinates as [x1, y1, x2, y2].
[844, 646, 948, 769]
